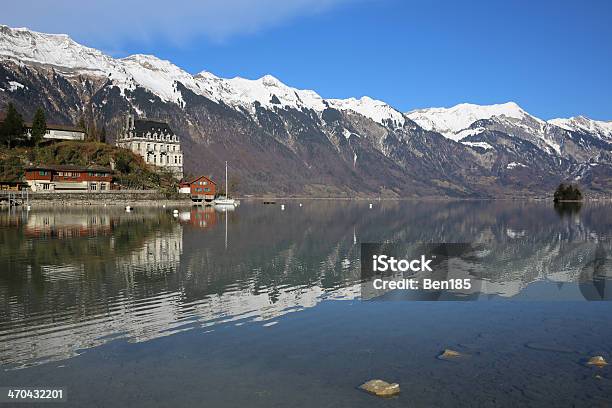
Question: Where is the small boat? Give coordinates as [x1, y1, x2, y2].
[215, 196, 238, 207]
[214, 161, 238, 207]
[214, 196, 237, 206]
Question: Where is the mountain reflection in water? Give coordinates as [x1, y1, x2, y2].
[1, 200, 612, 368]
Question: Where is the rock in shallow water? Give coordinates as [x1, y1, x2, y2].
[359, 379, 400, 397]
[587, 356, 608, 367]
[438, 349, 462, 360]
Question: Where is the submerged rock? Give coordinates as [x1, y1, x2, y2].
[587, 356, 608, 367]
[359, 379, 400, 397]
[438, 349, 462, 360]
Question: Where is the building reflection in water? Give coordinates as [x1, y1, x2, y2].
[178, 207, 218, 230]
[24, 212, 112, 239]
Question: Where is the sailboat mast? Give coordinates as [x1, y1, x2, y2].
[225, 161, 228, 197]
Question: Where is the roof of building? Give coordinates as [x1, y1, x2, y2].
[133, 119, 175, 136]
[25, 164, 112, 173]
[181, 175, 216, 185]
[36, 123, 86, 133]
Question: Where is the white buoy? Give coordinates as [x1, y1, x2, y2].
[163, 204, 166, 208]
[173, 209, 179, 214]
[281, 204, 285, 210]
[299, 203, 302, 207]
[26, 205, 31, 211]
[125, 205, 132, 212]
[369, 203, 373, 209]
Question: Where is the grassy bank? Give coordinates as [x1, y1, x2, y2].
[0, 141, 179, 195]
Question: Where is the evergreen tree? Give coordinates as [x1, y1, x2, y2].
[100, 126, 107, 143]
[0, 103, 25, 148]
[30, 107, 47, 146]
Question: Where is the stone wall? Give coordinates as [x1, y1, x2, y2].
[28, 190, 191, 206]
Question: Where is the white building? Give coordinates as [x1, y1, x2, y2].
[116, 114, 183, 179]
[21, 124, 85, 141]
[39, 125, 85, 141]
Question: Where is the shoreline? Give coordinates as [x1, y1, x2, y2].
[2, 194, 609, 209]
[2, 189, 609, 208]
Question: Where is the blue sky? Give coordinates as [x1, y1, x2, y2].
[3, 0, 612, 119]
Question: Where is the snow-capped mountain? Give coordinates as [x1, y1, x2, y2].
[549, 116, 612, 141]
[406, 102, 529, 141]
[0, 25, 402, 126]
[406, 101, 564, 152]
[406, 101, 612, 160]
[1, 25, 611, 197]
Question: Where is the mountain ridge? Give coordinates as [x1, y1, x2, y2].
[1, 25, 607, 131]
[1, 25, 611, 197]
[0, 25, 407, 127]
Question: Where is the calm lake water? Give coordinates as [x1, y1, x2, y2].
[1, 200, 612, 407]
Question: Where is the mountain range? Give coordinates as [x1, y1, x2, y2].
[1, 25, 611, 197]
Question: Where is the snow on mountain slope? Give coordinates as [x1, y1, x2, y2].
[2, 25, 611, 155]
[405, 101, 568, 155]
[0, 26, 196, 104]
[0, 25, 403, 126]
[193, 75, 404, 126]
[0, 25, 115, 73]
[549, 116, 612, 140]
[220, 74, 327, 112]
[118, 54, 207, 105]
[406, 102, 529, 141]
[327, 96, 405, 127]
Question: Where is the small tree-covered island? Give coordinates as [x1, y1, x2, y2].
[553, 183, 583, 202]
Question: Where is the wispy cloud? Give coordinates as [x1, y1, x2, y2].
[2, 0, 358, 47]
